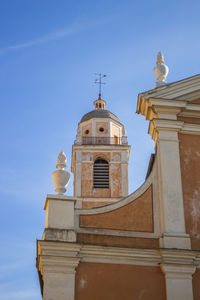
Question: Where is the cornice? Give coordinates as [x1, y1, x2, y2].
[137, 95, 200, 122]
[37, 240, 200, 268]
[138, 74, 200, 100]
[44, 194, 77, 210]
[72, 145, 131, 151]
[149, 118, 200, 141]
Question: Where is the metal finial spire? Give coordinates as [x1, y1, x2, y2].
[94, 73, 107, 97]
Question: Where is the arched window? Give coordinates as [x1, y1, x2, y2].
[93, 158, 109, 188]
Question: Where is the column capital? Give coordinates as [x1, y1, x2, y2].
[160, 262, 196, 300]
[149, 119, 184, 142]
[160, 263, 196, 279]
[37, 240, 81, 279]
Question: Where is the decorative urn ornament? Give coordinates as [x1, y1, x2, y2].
[154, 51, 169, 88]
[52, 150, 70, 194]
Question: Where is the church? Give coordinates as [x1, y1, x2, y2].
[36, 53, 200, 300]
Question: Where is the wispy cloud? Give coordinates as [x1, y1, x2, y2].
[0, 22, 81, 55]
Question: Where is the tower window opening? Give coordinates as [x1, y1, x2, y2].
[99, 103, 101, 108]
[99, 127, 104, 132]
[85, 129, 89, 134]
[93, 159, 109, 188]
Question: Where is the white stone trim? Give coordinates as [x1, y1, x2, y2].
[149, 119, 200, 142]
[38, 241, 80, 300]
[38, 240, 200, 267]
[37, 241, 200, 300]
[161, 263, 196, 300]
[155, 126, 190, 248]
[138, 74, 200, 100]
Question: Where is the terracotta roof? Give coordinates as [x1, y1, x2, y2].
[80, 109, 121, 123]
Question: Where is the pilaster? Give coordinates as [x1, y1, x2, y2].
[74, 151, 82, 197]
[161, 263, 196, 300]
[149, 119, 191, 249]
[121, 151, 129, 196]
[38, 241, 81, 300]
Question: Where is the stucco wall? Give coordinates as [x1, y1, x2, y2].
[82, 123, 92, 137]
[179, 132, 200, 249]
[79, 186, 153, 232]
[96, 121, 108, 136]
[111, 123, 120, 137]
[77, 233, 159, 248]
[75, 262, 166, 300]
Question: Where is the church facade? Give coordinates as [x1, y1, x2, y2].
[36, 55, 200, 300]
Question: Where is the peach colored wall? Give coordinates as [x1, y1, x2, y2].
[82, 152, 93, 161]
[75, 262, 166, 300]
[80, 186, 153, 232]
[191, 98, 200, 104]
[112, 152, 121, 161]
[96, 121, 108, 136]
[94, 152, 110, 161]
[81, 162, 93, 197]
[193, 268, 200, 300]
[179, 133, 200, 250]
[110, 163, 121, 197]
[112, 123, 120, 137]
[178, 116, 200, 124]
[82, 123, 92, 137]
[77, 233, 159, 248]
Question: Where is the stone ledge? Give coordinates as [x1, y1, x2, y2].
[43, 228, 76, 242]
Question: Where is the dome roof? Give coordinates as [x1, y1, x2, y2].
[80, 109, 121, 123]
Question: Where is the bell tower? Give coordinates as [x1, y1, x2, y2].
[71, 93, 130, 208]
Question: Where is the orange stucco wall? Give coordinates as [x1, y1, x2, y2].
[191, 98, 200, 104]
[77, 233, 159, 248]
[96, 121, 108, 136]
[179, 133, 200, 249]
[178, 116, 200, 124]
[193, 268, 200, 300]
[75, 262, 166, 300]
[82, 123, 92, 137]
[80, 186, 153, 232]
[110, 163, 121, 197]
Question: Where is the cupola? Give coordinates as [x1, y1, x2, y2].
[93, 93, 106, 110]
[71, 91, 131, 208]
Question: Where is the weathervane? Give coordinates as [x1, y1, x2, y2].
[95, 73, 107, 97]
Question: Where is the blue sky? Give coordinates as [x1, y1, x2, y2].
[0, 0, 200, 299]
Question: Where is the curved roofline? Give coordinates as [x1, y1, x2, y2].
[80, 109, 122, 125]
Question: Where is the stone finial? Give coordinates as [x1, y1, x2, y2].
[154, 51, 169, 88]
[52, 151, 70, 194]
[56, 150, 67, 169]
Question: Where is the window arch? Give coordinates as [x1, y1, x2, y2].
[93, 158, 109, 188]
